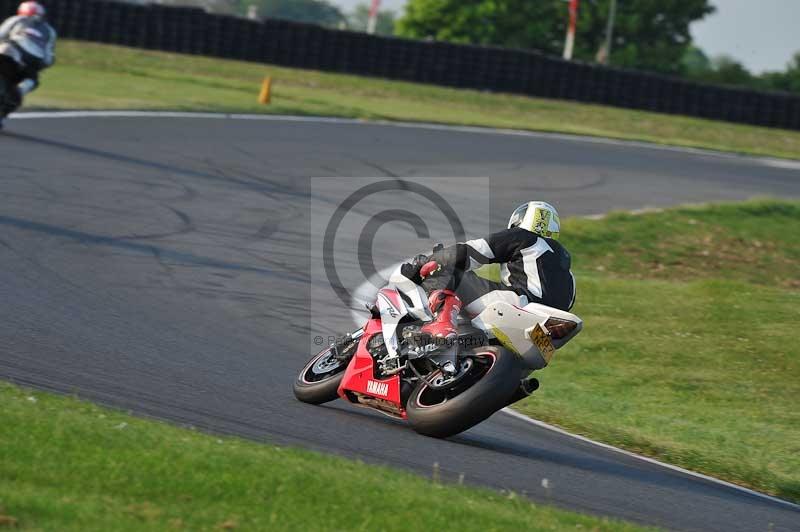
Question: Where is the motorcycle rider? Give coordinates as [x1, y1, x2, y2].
[0, 2, 56, 128]
[402, 201, 576, 397]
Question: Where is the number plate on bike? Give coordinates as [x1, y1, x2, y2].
[528, 323, 555, 363]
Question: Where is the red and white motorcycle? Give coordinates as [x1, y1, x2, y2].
[294, 268, 582, 438]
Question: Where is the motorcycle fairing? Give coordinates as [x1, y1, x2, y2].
[388, 266, 433, 322]
[471, 301, 582, 370]
[376, 287, 406, 359]
[337, 313, 406, 418]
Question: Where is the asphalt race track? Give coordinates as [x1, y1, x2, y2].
[2, 114, 799, 531]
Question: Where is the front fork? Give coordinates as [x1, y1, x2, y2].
[330, 329, 364, 362]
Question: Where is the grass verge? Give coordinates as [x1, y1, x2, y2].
[515, 199, 800, 502]
[11, 37, 800, 515]
[0, 381, 650, 531]
[21, 40, 800, 160]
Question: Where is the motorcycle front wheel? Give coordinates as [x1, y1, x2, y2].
[406, 346, 521, 438]
[293, 335, 358, 405]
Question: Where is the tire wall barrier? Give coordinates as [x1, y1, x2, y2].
[7, 0, 800, 130]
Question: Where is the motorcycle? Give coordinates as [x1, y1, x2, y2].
[294, 267, 582, 438]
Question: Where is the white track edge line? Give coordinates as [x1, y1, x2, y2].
[17, 108, 798, 510]
[500, 407, 800, 511]
[350, 274, 800, 512]
[9, 110, 800, 170]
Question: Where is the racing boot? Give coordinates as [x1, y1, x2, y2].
[420, 289, 461, 342]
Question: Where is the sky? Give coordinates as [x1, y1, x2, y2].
[331, 0, 800, 73]
[691, 0, 799, 73]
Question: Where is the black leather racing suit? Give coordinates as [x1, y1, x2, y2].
[411, 228, 576, 313]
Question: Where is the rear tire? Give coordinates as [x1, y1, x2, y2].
[293, 339, 356, 405]
[406, 346, 521, 438]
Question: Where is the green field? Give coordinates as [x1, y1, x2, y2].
[2, 202, 797, 530]
[23, 40, 800, 160]
[7, 38, 800, 524]
[0, 382, 650, 532]
[516, 200, 800, 502]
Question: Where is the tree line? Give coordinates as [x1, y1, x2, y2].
[152, 0, 800, 95]
[154, 0, 397, 34]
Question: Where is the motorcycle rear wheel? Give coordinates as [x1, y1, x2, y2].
[406, 346, 521, 438]
[293, 338, 356, 405]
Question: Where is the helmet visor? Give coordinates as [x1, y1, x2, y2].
[508, 204, 528, 229]
[531, 207, 560, 239]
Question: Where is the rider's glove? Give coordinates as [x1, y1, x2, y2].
[400, 254, 429, 284]
[420, 260, 442, 279]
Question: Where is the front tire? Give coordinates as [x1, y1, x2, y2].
[293, 339, 356, 405]
[406, 346, 521, 438]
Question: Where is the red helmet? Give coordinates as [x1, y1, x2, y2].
[18, 1, 46, 18]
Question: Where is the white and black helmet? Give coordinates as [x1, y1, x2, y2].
[507, 201, 561, 239]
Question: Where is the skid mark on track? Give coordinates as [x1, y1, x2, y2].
[5, 132, 285, 195]
[350, 156, 401, 178]
[0, 214, 303, 282]
[11, 110, 800, 168]
[114, 206, 195, 241]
